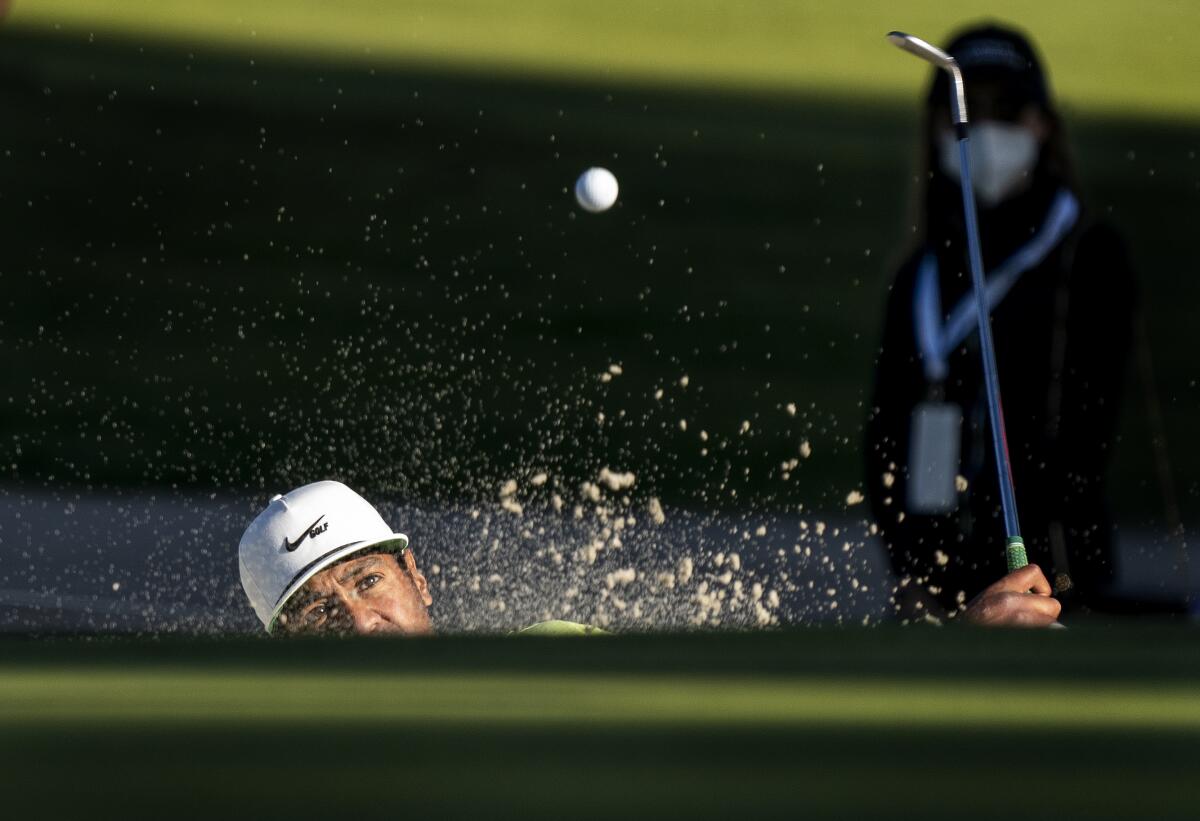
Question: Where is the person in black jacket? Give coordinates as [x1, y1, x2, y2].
[866, 24, 1135, 621]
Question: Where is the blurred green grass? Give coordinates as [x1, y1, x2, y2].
[3, 629, 1199, 818]
[9, 670, 1200, 728]
[12, 0, 1200, 119]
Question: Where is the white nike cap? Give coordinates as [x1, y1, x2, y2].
[238, 480, 409, 632]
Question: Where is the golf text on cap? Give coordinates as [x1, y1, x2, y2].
[284, 515, 329, 552]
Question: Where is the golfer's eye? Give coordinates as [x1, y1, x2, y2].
[358, 573, 382, 592]
[303, 602, 330, 625]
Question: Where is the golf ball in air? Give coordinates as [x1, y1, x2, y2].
[574, 167, 618, 213]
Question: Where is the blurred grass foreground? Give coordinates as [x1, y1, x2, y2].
[3, 627, 1200, 818]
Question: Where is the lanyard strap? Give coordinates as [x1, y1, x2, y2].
[914, 188, 1080, 382]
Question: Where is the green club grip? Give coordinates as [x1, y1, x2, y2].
[1006, 536, 1028, 573]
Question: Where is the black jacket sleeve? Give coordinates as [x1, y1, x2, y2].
[1039, 221, 1136, 590]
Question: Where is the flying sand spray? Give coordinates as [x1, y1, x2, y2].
[887, 31, 1028, 574]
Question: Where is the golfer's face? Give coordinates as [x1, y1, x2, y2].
[276, 552, 433, 636]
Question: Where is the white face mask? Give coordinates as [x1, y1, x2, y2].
[937, 121, 1040, 207]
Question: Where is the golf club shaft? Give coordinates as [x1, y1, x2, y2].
[956, 131, 1027, 571]
[887, 31, 1028, 571]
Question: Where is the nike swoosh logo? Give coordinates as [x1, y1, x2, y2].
[284, 515, 326, 552]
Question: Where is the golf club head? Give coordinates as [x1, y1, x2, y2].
[886, 31, 968, 125]
[886, 31, 953, 68]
